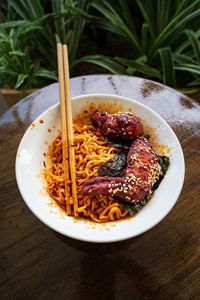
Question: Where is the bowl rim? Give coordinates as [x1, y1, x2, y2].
[15, 93, 185, 243]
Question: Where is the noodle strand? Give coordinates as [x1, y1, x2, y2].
[43, 124, 129, 222]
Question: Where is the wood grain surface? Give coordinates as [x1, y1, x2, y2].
[0, 75, 200, 300]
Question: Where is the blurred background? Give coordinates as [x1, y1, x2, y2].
[0, 0, 200, 114]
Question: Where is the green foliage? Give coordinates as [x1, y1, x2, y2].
[0, 0, 200, 93]
[71, 55, 127, 74]
[0, 0, 91, 90]
[6, 0, 93, 67]
[0, 26, 58, 91]
[78, 0, 200, 93]
[158, 47, 176, 87]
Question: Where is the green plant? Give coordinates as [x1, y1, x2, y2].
[52, 0, 90, 64]
[0, 25, 58, 93]
[3, 0, 92, 69]
[0, 0, 93, 92]
[73, 0, 200, 93]
[1, 0, 199, 94]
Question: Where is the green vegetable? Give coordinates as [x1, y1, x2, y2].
[158, 155, 170, 176]
[106, 138, 131, 150]
[105, 134, 149, 150]
[121, 194, 152, 217]
[142, 134, 150, 140]
[98, 152, 126, 177]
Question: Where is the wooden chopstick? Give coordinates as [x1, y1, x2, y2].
[62, 44, 78, 217]
[57, 43, 71, 215]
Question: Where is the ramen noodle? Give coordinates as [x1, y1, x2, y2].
[43, 124, 129, 222]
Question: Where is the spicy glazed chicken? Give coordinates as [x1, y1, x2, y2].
[91, 110, 144, 142]
[81, 136, 162, 203]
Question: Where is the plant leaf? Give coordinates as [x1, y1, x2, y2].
[175, 0, 191, 15]
[52, 0, 66, 43]
[136, 0, 156, 40]
[157, 0, 171, 34]
[9, 50, 25, 56]
[125, 55, 148, 75]
[175, 64, 200, 75]
[71, 55, 127, 75]
[159, 47, 176, 87]
[0, 67, 18, 75]
[173, 53, 195, 64]
[8, 0, 57, 68]
[142, 23, 149, 52]
[90, 1, 142, 53]
[177, 87, 200, 94]
[19, 26, 42, 37]
[68, 2, 87, 63]
[0, 20, 29, 28]
[36, 69, 58, 81]
[149, 0, 200, 56]
[15, 74, 28, 89]
[118, 0, 136, 33]
[116, 57, 162, 79]
[89, 17, 127, 37]
[176, 29, 200, 54]
[187, 78, 200, 86]
[185, 29, 200, 64]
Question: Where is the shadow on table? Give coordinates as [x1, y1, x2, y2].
[56, 231, 139, 255]
[55, 232, 164, 299]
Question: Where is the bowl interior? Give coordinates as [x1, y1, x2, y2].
[16, 94, 185, 242]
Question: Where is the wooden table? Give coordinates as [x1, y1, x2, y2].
[1, 75, 200, 299]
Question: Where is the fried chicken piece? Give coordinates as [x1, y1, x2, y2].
[91, 110, 144, 141]
[81, 137, 162, 203]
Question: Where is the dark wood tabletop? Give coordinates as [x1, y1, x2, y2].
[1, 75, 200, 299]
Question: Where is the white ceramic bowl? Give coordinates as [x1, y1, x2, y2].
[16, 94, 185, 243]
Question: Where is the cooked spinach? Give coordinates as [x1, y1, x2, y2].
[120, 194, 153, 216]
[142, 134, 150, 140]
[107, 134, 149, 150]
[158, 155, 170, 175]
[107, 137, 131, 150]
[98, 152, 127, 177]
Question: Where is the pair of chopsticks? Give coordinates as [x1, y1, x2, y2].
[57, 43, 78, 217]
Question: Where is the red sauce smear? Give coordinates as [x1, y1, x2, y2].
[39, 120, 44, 124]
[48, 128, 51, 132]
[30, 123, 35, 129]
